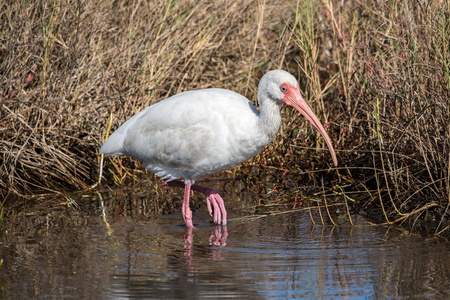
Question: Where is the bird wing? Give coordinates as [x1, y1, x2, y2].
[101, 88, 261, 181]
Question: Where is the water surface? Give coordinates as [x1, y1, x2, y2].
[0, 187, 449, 299]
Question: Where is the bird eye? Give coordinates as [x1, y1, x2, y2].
[280, 85, 287, 92]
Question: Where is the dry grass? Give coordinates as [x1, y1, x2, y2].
[0, 0, 292, 195]
[1, 0, 449, 234]
[283, 0, 450, 234]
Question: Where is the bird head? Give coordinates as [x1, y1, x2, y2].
[259, 70, 338, 167]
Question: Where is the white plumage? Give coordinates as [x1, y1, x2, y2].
[100, 70, 337, 227]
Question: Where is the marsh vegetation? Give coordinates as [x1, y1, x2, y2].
[1, 0, 449, 234]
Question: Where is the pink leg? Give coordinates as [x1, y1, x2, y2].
[167, 180, 227, 225]
[182, 183, 194, 228]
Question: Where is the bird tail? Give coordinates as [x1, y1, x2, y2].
[99, 129, 125, 157]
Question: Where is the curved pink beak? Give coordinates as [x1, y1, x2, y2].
[283, 86, 338, 167]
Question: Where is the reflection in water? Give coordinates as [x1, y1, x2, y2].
[0, 189, 449, 299]
[208, 226, 228, 247]
[184, 225, 228, 274]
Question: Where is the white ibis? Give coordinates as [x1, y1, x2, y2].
[99, 70, 337, 228]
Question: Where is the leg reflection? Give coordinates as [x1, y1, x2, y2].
[184, 226, 194, 258]
[184, 226, 194, 279]
[183, 225, 228, 272]
[208, 225, 228, 246]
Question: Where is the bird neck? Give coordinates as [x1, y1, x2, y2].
[257, 98, 282, 147]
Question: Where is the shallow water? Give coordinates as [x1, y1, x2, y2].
[0, 187, 449, 299]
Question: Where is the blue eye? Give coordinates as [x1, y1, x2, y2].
[280, 86, 287, 92]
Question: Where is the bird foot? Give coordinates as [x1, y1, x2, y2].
[191, 185, 227, 225]
[206, 192, 227, 225]
[167, 180, 227, 226]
